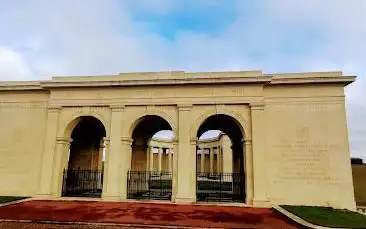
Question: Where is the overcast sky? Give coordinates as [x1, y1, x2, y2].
[0, 0, 365, 160]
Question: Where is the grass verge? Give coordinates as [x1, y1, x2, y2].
[281, 205, 366, 228]
[0, 196, 28, 204]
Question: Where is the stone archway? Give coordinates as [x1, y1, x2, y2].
[127, 115, 175, 201]
[195, 114, 246, 203]
[61, 116, 107, 198]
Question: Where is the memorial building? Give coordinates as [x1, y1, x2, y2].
[0, 70, 356, 209]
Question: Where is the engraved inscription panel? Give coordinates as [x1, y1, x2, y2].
[271, 126, 340, 186]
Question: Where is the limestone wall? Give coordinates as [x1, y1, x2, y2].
[264, 84, 355, 209]
[0, 91, 49, 196]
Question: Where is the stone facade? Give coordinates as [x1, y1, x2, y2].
[0, 70, 356, 209]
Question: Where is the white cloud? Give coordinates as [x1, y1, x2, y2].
[0, 47, 34, 80]
[0, 0, 364, 159]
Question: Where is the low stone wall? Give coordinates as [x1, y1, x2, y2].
[357, 206, 366, 214]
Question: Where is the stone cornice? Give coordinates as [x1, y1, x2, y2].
[40, 76, 271, 89]
[269, 76, 356, 86]
[0, 81, 43, 91]
[0, 71, 356, 91]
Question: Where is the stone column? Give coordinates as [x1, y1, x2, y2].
[119, 137, 133, 200]
[51, 137, 71, 197]
[37, 106, 61, 198]
[102, 105, 124, 200]
[175, 104, 195, 203]
[158, 147, 163, 172]
[244, 138, 254, 205]
[200, 150, 205, 173]
[210, 148, 214, 173]
[250, 103, 269, 207]
[168, 148, 172, 172]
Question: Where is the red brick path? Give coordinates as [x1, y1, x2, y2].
[0, 200, 304, 229]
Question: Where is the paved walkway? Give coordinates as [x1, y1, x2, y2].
[0, 200, 304, 228]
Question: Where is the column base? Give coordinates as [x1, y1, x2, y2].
[35, 194, 53, 199]
[174, 197, 196, 204]
[253, 199, 271, 207]
[102, 193, 121, 201]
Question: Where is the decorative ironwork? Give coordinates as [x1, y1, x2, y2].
[62, 168, 103, 197]
[196, 172, 245, 202]
[127, 171, 172, 200]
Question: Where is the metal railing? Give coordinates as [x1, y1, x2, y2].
[127, 171, 172, 201]
[196, 172, 245, 203]
[62, 168, 103, 197]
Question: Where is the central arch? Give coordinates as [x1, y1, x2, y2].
[61, 116, 107, 198]
[127, 115, 175, 201]
[195, 114, 246, 203]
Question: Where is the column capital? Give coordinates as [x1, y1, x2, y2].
[120, 137, 133, 145]
[48, 105, 62, 113]
[190, 137, 198, 145]
[110, 104, 125, 111]
[177, 104, 193, 111]
[250, 102, 265, 110]
[56, 137, 72, 144]
[242, 138, 252, 145]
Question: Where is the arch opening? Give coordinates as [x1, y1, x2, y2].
[62, 116, 106, 198]
[196, 114, 246, 203]
[127, 115, 175, 201]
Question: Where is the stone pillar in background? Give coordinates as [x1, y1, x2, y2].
[210, 148, 214, 173]
[158, 147, 163, 172]
[168, 148, 172, 172]
[97, 139, 104, 170]
[150, 147, 154, 171]
[200, 150, 205, 173]
[146, 146, 150, 171]
[37, 106, 61, 198]
[216, 147, 220, 173]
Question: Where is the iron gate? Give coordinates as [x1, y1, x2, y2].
[62, 168, 103, 197]
[196, 172, 245, 202]
[127, 171, 172, 200]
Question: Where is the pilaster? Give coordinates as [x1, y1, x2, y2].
[119, 136, 133, 200]
[51, 137, 71, 197]
[243, 138, 254, 205]
[37, 106, 61, 198]
[172, 140, 178, 201]
[250, 102, 269, 207]
[102, 104, 124, 200]
[175, 104, 196, 204]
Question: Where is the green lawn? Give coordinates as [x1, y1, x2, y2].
[281, 205, 366, 229]
[0, 196, 28, 204]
